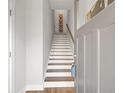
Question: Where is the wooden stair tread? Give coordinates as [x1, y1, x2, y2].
[48, 63, 73, 65]
[47, 69, 71, 72]
[45, 77, 74, 82]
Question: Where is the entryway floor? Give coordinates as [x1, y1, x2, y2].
[26, 87, 75, 93]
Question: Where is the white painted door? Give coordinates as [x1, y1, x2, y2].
[76, 3, 115, 93]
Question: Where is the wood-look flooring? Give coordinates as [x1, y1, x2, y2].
[26, 87, 75, 93]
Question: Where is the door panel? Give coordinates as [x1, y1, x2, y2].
[85, 31, 98, 93]
[76, 3, 114, 93]
[76, 31, 98, 93]
[76, 26, 114, 93]
[77, 36, 85, 93]
[100, 24, 115, 93]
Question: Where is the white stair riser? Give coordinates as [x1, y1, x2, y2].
[49, 60, 74, 63]
[44, 81, 74, 88]
[46, 72, 71, 77]
[52, 42, 70, 43]
[47, 65, 72, 69]
[51, 46, 71, 48]
[50, 52, 73, 55]
[51, 49, 72, 51]
[50, 56, 73, 59]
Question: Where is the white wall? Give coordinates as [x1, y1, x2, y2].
[67, 5, 75, 37]
[14, 0, 53, 92]
[15, 0, 26, 92]
[77, 0, 97, 29]
[49, 0, 74, 10]
[43, 0, 54, 79]
[25, 0, 54, 90]
[25, 0, 44, 90]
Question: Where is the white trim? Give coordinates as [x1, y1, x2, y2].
[18, 84, 44, 93]
[47, 65, 72, 69]
[46, 72, 72, 77]
[49, 60, 74, 64]
[9, 0, 16, 93]
[25, 84, 44, 91]
[97, 29, 100, 93]
[49, 56, 73, 59]
[83, 35, 86, 93]
[44, 81, 74, 88]
[75, 38, 79, 93]
[50, 52, 73, 55]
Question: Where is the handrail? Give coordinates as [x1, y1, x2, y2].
[66, 24, 74, 43]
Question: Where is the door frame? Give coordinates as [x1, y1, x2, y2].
[8, 0, 15, 93]
[74, 0, 78, 54]
[74, 0, 78, 93]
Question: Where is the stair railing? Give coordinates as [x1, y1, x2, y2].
[65, 24, 74, 56]
[66, 24, 74, 43]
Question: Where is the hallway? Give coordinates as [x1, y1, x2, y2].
[8, 0, 115, 93]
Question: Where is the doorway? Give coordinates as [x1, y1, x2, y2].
[58, 14, 63, 32]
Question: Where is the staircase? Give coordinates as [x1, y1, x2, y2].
[44, 33, 74, 88]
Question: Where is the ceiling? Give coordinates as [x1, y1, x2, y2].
[49, 0, 75, 10]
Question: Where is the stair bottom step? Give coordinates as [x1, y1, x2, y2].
[44, 81, 74, 88]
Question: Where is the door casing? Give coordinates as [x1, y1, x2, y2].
[9, 0, 15, 93]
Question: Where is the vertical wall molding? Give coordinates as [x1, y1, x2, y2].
[83, 35, 86, 93]
[97, 29, 100, 93]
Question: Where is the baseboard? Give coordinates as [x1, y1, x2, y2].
[25, 84, 44, 91]
[18, 84, 44, 93]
